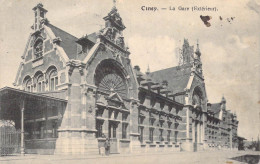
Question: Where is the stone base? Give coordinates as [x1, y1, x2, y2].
[55, 137, 99, 155]
[180, 141, 194, 152]
[129, 140, 142, 153]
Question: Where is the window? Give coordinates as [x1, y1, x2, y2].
[149, 128, 154, 142]
[167, 130, 171, 142]
[174, 131, 178, 143]
[39, 121, 45, 139]
[52, 121, 58, 138]
[122, 113, 128, 121]
[37, 74, 44, 92]
[138, 116, 144, 124]
[113, 125, 117, 138]
[138, 127, 144, 143]
[25, 78, 33, 92]
[149, 118, 155, 126]
[122, 123, 128, 139]
[159, 129, 163, 141]
[96, 120, 103, 138]
[49, 70, 58, 91]
[34, 39, 43, 59]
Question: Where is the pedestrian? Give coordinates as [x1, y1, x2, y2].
[104, 138, 110, 156]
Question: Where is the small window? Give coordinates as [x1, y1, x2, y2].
[138, 127, 144, 143]
[122, 123, 128, 139]
[149, 128, 154, 142]
[167, 130, 171, 142]
[122, 113, 128, 121]
[52, 121, 58, 138]
[34, 39, 43, 59]
[96, 120, 103, 138]
[159, 129, 164, 141]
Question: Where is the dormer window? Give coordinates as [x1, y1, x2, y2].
[34, 39, 43, 59]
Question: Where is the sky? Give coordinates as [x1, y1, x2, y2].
[0, 0, 259, 140]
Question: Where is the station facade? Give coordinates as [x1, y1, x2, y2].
[0, 3, 238, 155]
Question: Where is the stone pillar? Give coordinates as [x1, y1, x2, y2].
[129, 99, 141, 153]
[20, 98, 25, 155]
[202, 112, 207, 150]
[198, 122, 201, 143]
[144, 111, 150, 142]
[55, 60, 98, 155]
[180, 106, 193, 152]
[192, 121, 195, 143]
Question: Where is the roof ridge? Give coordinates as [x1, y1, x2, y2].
[151, 64, 192, 74]
[151, 66, 180, 74]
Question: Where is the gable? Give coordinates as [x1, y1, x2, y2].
[14, 26, 72, 88]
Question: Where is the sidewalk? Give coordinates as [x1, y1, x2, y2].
[0, 150, 259, 164]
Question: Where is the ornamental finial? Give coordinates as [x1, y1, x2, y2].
[113, 0, 116, 8]
[146, 65, 150, 75]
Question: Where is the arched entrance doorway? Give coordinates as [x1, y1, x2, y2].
[94, 59, 129, 154]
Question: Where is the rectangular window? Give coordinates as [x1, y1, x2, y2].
[96, 121, 103, 138]
[55, 77, 58, 90]
[138, 127, 143, 143]
[40, 122, 45, 139]
[149, 128, 153, 142]
[122, 123, 127, 139]
[159, 129, 163, 141]
[174, 131, 178, 143]
[113, 125, 116, 138]
[122, 113, 128, 121]
[50, 78, 54, 91]
[167, 130, 171, 142]
[52, 121, 58, 138]
[38, 82, 42, 92]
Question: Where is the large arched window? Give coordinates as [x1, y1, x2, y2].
[34, 39, 43, 59]
[49, 70, 58, 91]
[23, 76, 33, 92]
[36, 73, 44, 92]
[95, 60, 127, 98]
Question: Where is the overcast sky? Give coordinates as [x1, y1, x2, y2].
[0, 0, 259, 140]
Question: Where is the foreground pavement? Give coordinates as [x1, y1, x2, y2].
[0, 150, 259, 164]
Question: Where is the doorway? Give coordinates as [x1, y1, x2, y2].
[109, 121, 118, 153]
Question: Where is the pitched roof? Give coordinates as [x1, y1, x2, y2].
[46, 24, 78, 59]
[87, 32, 97, 43]
[210, 103, 221, 117]
[150, 64, 192, 95]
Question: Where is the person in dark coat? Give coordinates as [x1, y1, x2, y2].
[104, 138, 110, 156]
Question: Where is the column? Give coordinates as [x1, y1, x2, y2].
[198, 122, 201, 143]
[55, 61, 98, 155]
[192, 121, 195, 143]
[129, 100, 141, 153]
[20, 98, 25, 155]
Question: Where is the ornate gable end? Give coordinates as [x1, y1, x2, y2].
[84, 6, 138, 100]
[14, 3, 70, 89]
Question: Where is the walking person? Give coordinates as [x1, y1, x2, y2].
[104, 138, 110, 156]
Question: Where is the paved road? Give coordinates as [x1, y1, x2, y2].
[0, 150, 259, 164]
